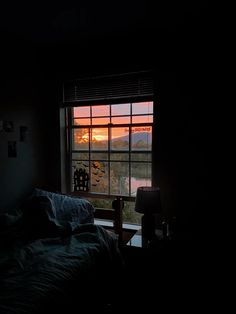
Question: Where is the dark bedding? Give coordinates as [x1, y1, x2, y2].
[0, 200, 123, 314]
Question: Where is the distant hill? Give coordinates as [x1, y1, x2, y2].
[112, 132, 152, 144]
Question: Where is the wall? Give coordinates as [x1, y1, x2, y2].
[153, 68, 209, 237]
[0, 79, 38, 211]
[0, 75, 51, 211]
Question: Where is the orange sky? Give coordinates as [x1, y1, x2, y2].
[74, 102, 153, 118]
[74, 102, 153, 142]
[75, 126, 152, 143]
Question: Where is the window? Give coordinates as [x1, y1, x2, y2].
[63, 71, 154, 225]
[66, 102, 153, 224]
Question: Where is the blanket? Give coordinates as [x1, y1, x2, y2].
[0, 217, 122, 314]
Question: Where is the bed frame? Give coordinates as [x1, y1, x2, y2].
[94, 196, 123, 244]
[71, 192, 124, 244]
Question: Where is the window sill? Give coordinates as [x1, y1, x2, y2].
[94, 218, 140, 231]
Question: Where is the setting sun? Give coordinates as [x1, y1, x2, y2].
[81, 134, 89, 142]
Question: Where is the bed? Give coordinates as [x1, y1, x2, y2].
[0, 189, 123, 314]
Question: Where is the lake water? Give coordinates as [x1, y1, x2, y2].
[129, 177, 151, 196]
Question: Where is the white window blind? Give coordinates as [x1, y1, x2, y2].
[63, 71, 154, 105]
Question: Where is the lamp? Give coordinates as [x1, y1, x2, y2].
[135, 186, 161, 245]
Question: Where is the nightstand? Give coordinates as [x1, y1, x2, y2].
[126, 228, 165, 248]
[121, 226, 173, 306]
[123, 227, 173, 273]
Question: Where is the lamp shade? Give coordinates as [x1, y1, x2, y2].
[134, 186, 161, 214]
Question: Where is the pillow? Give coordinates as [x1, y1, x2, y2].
[21, 195, 67, 239]
[22, 195, 57, 221]
[32, 188, 95, 224]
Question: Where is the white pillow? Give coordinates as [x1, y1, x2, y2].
[33, 188, 95, 224]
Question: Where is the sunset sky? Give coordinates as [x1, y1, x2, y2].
[73, 102, 153, 142]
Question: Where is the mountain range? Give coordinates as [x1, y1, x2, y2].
[112, 131, 152, 143]
[89, 132, 152, 145]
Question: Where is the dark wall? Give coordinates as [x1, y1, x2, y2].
[0, 43, 63, 211]
[154, 70, 209, 237]
[0, 76, 44, 211]
[152, 12, 210, 236]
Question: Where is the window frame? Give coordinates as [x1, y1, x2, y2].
[66, 101, 154, 201]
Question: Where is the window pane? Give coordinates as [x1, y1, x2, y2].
[92, 117, 110, 125]
[73, 128, 89, 150]
[132, 115, 153, 124]
[110, 153, 129, 161]
[72, 152, 89, 160]
[132, 102, 153, 115]
[86, 198, 111, 209]
[91, 161, 108, 194]
[131, 127, 152, 151]
[74, 118, 91, 125]
[91, 128, 108, 150]
[131, 153, 152, 162]
[92, 105, 110, 117]
[110, 162, 129, 196]
[91, 153, 108, 160]
[130, 162, 152, 196]
[111, 127, 129, 150]
[74, 107, 90, 117]
[111, 103, 130, 116]
[123, 201, 141, 225]
[111, 116, 130, 124]
[72, 160, 89, 171]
